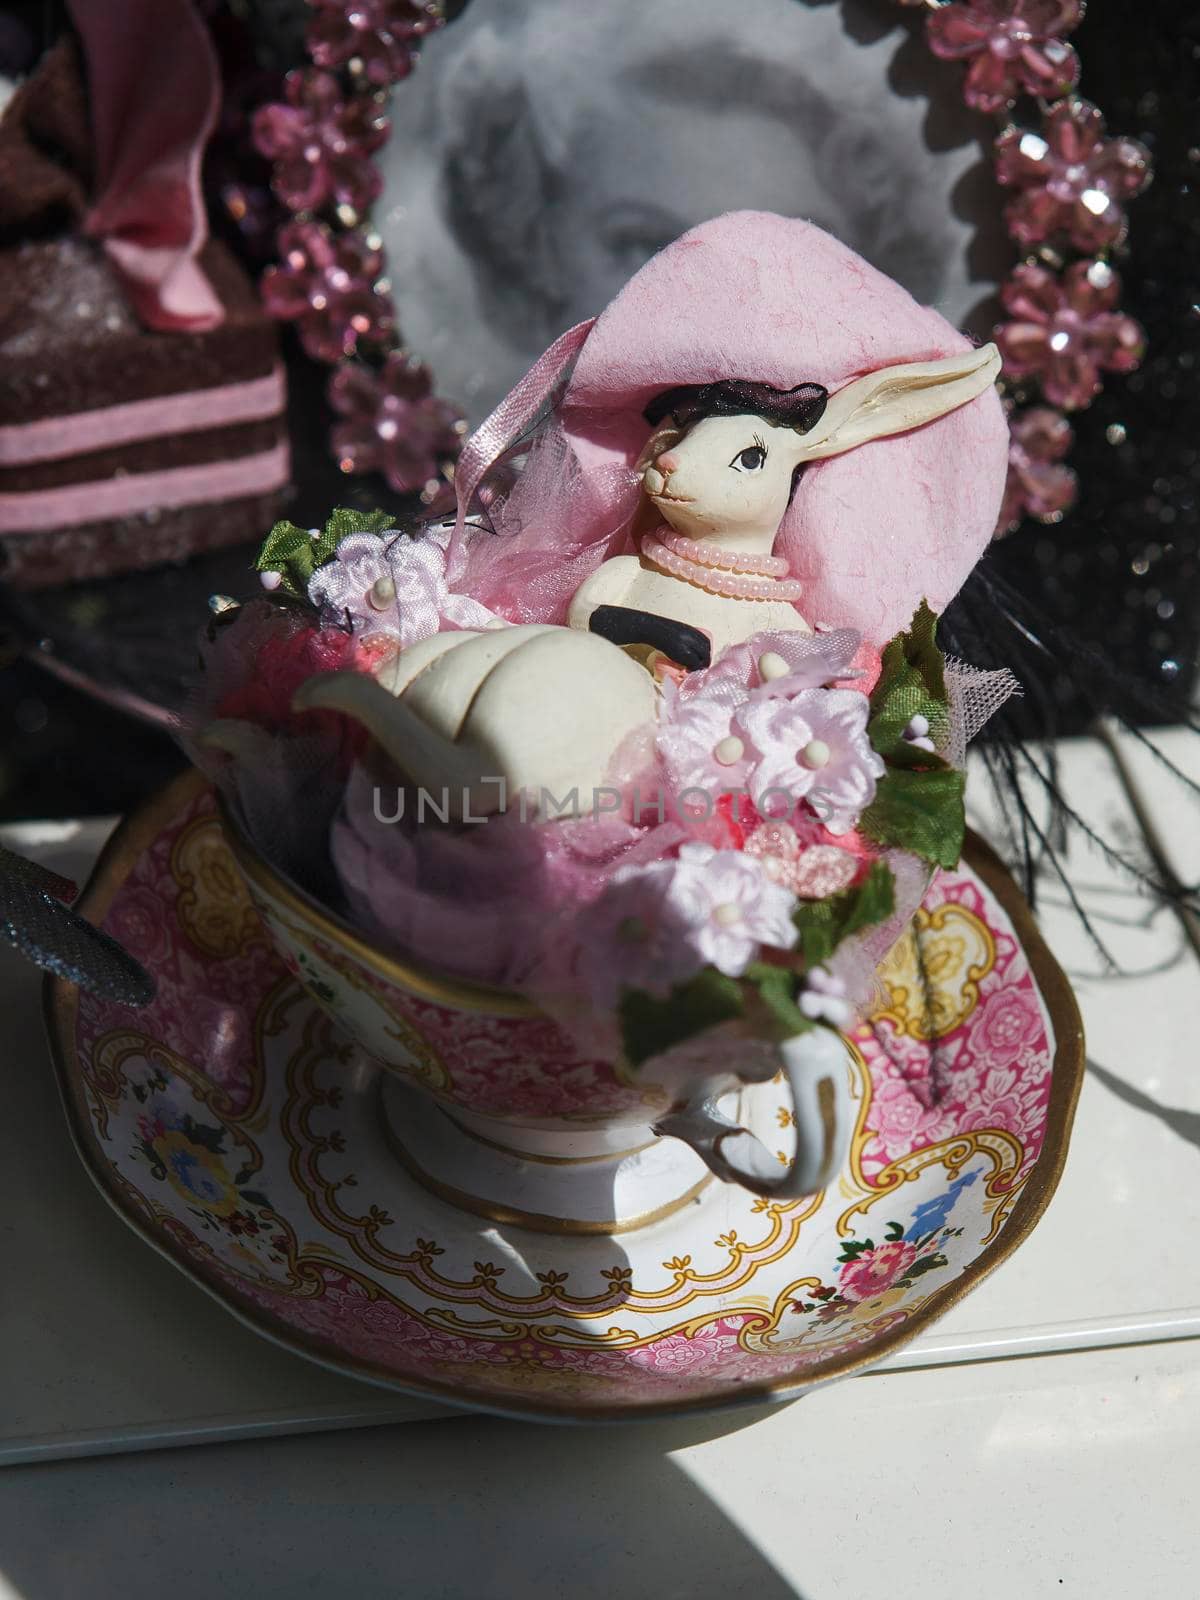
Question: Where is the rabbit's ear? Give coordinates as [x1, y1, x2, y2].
[794, 344, 1001, 462]
[635, 419, 685, 475]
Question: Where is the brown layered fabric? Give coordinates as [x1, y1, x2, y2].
[0, 38, 289, 588]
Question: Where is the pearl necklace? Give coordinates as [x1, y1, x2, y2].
[641, 527, 804, 601]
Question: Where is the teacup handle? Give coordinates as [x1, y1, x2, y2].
[653, 1027, 853, 1200]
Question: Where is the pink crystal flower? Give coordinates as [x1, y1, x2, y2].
[735, 689, 885, 835]
[927, 0, 1082, 115]
[307, 0, 443, 88]
[328, 355, 466, 495]
[997, 406, 1078, 534]
[261, 221, 395, 363]
[996, 260, 1145, 411]
[253, 70, 388, 217]
[995, 99, 1152, 253]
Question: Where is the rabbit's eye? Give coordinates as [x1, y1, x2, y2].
[731, 444, 766, 472]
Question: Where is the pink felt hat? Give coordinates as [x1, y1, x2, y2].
[454, 211, 1009, 644]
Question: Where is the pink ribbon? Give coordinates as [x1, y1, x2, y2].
[66, 0, 224, 332]
[451, 318, 596, 552]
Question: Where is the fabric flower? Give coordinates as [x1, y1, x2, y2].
[667, 842, 799, 976]
[575, 858, 711, 1009]
[927, 0, 1082, 114]
[735, 688, 885, 835]
[307, 0, 442, 87]
[995, 260, 1145, 411]
[328, 356, 466, 496]
[261, 221, 395, 363]
[308, 526, 499, 648]
[838, 1240, 919, 1304]
[577, 843, 797, 1008]
[996, 406, 1078, 534]
[656, 680, 748, 801]
[308, 532, 398, 636]
[679, 627, 862, 707]
[995, 99, 1152, 253]
[798, 967, 852, 1028]
[252, 70, 388, 216]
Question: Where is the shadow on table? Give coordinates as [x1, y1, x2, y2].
[1088, 1058, 1200, 1153]
[0, 1409, 813, 1600]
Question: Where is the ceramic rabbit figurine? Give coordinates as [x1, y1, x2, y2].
[298, 346, 1000, 815]
[568, 347, 1000, 661]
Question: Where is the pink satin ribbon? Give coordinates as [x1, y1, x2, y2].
[66, 0, 224, 332]
[0, 368, 286, 468]
[0, 441, 290, 533]
[450, 318, 596, 551]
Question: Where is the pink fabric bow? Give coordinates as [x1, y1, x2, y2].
[67, 0, 223, 332]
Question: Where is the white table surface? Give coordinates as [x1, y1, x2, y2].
[0, 1340, 1194, 1599]
[2, 734, 1199, 1596]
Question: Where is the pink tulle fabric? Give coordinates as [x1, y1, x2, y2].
[449, 211, 1009, 644]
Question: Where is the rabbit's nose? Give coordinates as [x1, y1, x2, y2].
[656, 451, 680, 474]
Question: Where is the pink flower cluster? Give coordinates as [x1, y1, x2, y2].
[927, 0, 1083, 115]
[921, 2, 1150, 536]
[261, 222, 394, 364]
[996, 405, 1077, 534]
[252, 0, 458, 497]
[996, 259, 1145, 413]
[566, 630, 885, 1015]
[252, 70, 388, 217]
[994, 98, 1151, 255]
[307, 0, 442, 87]
[657, 630, 885, 836]
[579, 842, 799, 1006]
[329, 355, 466, 496]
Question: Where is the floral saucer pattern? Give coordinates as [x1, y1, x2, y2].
[46, 772, 1084, 1422]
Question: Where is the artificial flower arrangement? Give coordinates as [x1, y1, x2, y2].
[189, 213, 1015, 1087]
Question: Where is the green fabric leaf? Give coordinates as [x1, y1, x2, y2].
[253, 507, 398, 600]
[868, 599, 951, 759]
[325, 506, 398, 543]
[791, 861, 896, 969]
[860, 765, 966, 869]
[619, 968, 744, 1068]
[254, 520, 316, 598]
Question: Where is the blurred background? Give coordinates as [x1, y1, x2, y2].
[0, 0, 1195, 820]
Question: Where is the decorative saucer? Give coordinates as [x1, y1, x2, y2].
[46, 772, 1084, 1423]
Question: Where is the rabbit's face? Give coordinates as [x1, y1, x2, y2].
[641, 413, 802, 541]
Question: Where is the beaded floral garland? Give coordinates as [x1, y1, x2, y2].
[249, 0, 1151, 535]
